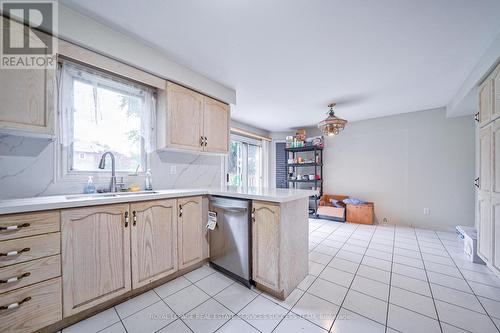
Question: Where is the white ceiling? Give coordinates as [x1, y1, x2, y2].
[60, 0, 500, 132]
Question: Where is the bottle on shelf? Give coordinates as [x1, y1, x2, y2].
[145, 169, 153, 191]
[83, 176, 96, 194]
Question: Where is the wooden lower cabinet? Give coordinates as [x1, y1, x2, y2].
[61, 204, 131, 317]
[0, 278, 62, 333]
[131, 199, 178, 289]
[178, 196, 204, 269]
[252, 201, 280, 290]
[251, 199, 309, 299]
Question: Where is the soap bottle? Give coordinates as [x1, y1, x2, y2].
[84, 176, 96, 194]
[145, 169, 153, 191]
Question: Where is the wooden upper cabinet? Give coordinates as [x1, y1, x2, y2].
[252, 201, 280, 291]
[0, 17, 55, 136]
[130, 199, 178, 289]
[480, 125, 492, 192]
[177, 196, 203, 269]
[203, 97, 230, 153]
[479, 78, 493, 128]
[162, 81, 230, 153]
[493, 119, 500, 195]
[61, 204, 131, 317]
[167, 82, 204, 151]
[494, 67, 500, 121]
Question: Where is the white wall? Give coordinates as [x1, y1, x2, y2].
[270, 108, 475, 229]
[325, 108, 474, 229]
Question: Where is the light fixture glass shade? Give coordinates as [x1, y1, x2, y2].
[318, 103, 347, 136]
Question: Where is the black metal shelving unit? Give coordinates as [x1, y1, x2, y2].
[285, 146, 323, 217]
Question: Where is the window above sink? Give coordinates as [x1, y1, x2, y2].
[59, 60, 157, 175]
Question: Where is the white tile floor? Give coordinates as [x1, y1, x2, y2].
[62, 219, 500, 333]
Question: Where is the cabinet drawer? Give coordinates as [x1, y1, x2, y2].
[0, 211, 60, 242]
[0, 233, 60, 268]
[0, 255, 60, 294]
[0, 277, 62, 333]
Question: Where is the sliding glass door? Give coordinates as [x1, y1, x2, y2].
[227, 135, 262, 187]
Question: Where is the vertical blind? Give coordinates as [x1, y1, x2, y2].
[275, 142, 287, 188]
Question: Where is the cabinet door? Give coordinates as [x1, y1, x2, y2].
[61, 204, 131, 317]
[479, 78, 493, 127]
[478, 191, 492, 263]
[203, 97, 230, 153]
[252, 201, 280, 290]
[0, 17, 55, 135]
[493, 66, 500, 120]
[493, 120, 500, 195]
[167, 82, 204, 151]
[492, 195, 500, 271]
[480, 125, 492, 192]
[178, 196, 203, 269]
[131, 200, 178, 289]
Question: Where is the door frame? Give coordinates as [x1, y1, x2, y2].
[224, 134, 263, 187]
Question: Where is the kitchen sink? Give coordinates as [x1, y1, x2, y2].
[65, 191, 159, 200]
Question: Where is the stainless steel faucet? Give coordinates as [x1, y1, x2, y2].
[98, 151, 117, 193]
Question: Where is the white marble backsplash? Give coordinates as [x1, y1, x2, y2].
[0, 134, 222, 200]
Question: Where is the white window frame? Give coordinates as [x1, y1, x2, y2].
[57, 59, 156, 182]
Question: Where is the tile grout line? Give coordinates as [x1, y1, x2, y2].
[268, 222, 356, 332]
[113, 306, 129, 333]
[92, 307, 128, 333]
[326, 224, 381, 331]
[154, 272, 219, 333]
[384, 224, 396, 333]
[153, 288, 195, 333]
[413, 229, 444, 333]
[434, 231, 500, 333]
[273, 222, 348, 331]
[151, 268, 228, 333]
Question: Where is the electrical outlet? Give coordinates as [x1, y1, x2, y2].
[423, 208, 430, 215]
[170, 165, 176, 175]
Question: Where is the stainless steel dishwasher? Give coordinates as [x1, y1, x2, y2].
[208, 196, 252, 287]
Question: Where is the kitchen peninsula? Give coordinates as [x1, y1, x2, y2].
[0, 186, 315, 333]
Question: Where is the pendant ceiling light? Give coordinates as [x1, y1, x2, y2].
[318, 103, 347, 136]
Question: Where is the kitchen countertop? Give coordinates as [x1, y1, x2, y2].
[0, 186, 318, 215]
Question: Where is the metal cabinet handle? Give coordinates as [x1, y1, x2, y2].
[475, 112, 480, 123]
[132, 211, 137, 226]
[0, 297, 31, 311]
[200, 136, 204, 147]
[0, 223, 30, 232]
[210, 203, 248, 213]
[179, 204, 183, 218]
[204, 136, 208, 146]
[0, 272, 30, 284]
[475, 177, 480, 188]
[251, 207, 256, 223]
[0, 248, 30, 257]
[124, 211, 129, 228]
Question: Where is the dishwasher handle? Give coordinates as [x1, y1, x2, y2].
[210, 203, 248, 214]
